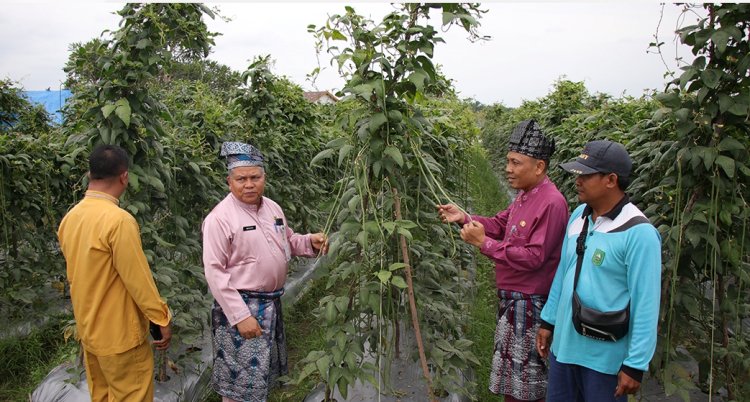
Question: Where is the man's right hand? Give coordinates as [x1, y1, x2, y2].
[437, 204, 465, 224]
[236, 316, 262, 339]
[536, 328, 552, 358]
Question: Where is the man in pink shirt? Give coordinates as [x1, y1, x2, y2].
[438, 120, 568, 402]
[202, 141, 328, 402]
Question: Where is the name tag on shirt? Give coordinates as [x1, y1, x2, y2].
[243, 225, 256, 231]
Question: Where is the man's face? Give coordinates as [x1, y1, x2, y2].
[228, 166, 265, 205]
[505, 151, 543, 191]
[575, 172, 614, 204]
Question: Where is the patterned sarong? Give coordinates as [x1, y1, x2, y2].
[211, 288, 287, 402]
[488, 289, 547, 400]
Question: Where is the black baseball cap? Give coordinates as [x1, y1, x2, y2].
[560, 140, 632, 178]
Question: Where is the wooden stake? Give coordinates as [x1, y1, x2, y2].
[392, 187, 436, 401]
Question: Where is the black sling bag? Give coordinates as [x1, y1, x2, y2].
[571, 216, 630, 342]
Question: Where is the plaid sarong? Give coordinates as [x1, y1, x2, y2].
[488, 289, 548, 400]
[211, 288, 287, 402]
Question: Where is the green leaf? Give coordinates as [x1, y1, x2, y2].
[655, 92, 680, 108]
[152, 234, 175, 248]
[136, 38, 151, 49]
[715, 155, 735, 178]
[678, 68, 696, 90]
[388, 262, 406, 271]
[728, 102, 748, 116]
[315, 355, 331, 377]
[325, 301, 337, 323]
[710, 29, 730, 55]
[128, 171, 140, 191]
[101, 103, 116, 118]
[383, 146, 403, 167]
[718, 93, 734, 114]
[326, 137, 347, 149]
[331, 30, 347, 41]
[335, 296, 348, 313]
[396, 219, 417, 229]
[337, 376, 349, 400]
[114, 101, 131, 127]
[382, 221, 396, 235]
[372, 160, 382, 178]
[396, 227, 412, 240]
[387, 109, 403, 123]
[347, 194, 360, 212]
[391, 275, 407, 289]
[408, 70, 428, 93]
[188, 161, 200, 174]
[717, 137, 745, 152]
[368, 112, 388, 133]
[376, 270, 392, 284]
[701, 69, 721, 89]
[150, 176, 165, 192]
[352, 83, 374, 100]
[310, 148, 335, 166]
[99, 126, 112, 144]
[697, 87, 710, 104]
[338, 144, 353, 167]
[442, 11, 455, 26]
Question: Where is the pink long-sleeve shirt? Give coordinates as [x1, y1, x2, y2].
[202, 194, 316, 326]
[469, 176, 568, 296]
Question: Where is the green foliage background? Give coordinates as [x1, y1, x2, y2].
[1, 3, 748, 402]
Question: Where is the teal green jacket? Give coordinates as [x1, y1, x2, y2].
[540, 198, 661, 381]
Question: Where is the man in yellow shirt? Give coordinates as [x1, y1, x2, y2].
[58, 144, 172, 401]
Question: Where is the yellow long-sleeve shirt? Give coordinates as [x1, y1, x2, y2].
[57, 190, 170, 356]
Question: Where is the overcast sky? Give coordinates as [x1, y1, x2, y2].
[1, 2, 698, 107]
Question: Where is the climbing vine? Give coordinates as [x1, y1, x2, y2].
[293, 4, 486, 399]
[62, 3, 221, 346]
[647, 4, 750, 400]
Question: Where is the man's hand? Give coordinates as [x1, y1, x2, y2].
[236, 316, 262, 339]
[614, 370, 641, 397]
[535, 328, 552, 358]
[310, 233, 329, 255]
[460, 221, 485, 247]
[437, 204, 465, 224]
[153, 324, 172, 351]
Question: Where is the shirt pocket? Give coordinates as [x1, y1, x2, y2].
[505, 222, 528, 246]
[231, 226, 262, 265]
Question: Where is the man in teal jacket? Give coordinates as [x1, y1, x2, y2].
[536, 140, 661, 401]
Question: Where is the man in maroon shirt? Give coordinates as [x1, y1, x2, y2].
[438, 119, 568, 402]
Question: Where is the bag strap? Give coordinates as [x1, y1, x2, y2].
[573, 214, 591, 291]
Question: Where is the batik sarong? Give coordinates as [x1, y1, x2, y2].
[488, 289, 547, 400]
[211, 288, 287, 402]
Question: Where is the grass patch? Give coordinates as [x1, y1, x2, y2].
[465, 258, 500, 401]
[0, 315, 78, 402]
[466, 145, 508, 217]
[268, 276, 330, 401]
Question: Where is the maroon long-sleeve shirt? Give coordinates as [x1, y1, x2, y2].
[469, 177, 568, 296]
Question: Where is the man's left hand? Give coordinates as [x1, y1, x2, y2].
[153, 323, 172, 351]
[460, 221, 485, 247]
[310, 233, 329, 255]
[614, 370, 641, 397]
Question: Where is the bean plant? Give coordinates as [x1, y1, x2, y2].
[293, 4, 487, 400]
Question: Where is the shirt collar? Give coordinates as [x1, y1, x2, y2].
[84, 190, 119, 205]
[518, 176, 551, 197]
[583, 194, 630, 220]
[230, 193, 264, 211]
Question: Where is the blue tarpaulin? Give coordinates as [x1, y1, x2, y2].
[23, 89, 72, 124]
